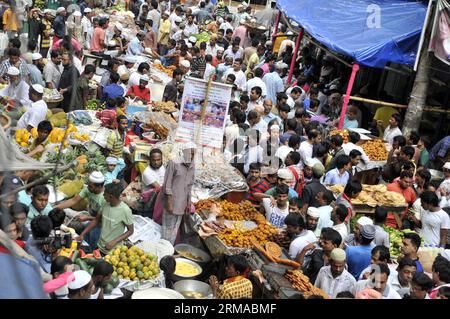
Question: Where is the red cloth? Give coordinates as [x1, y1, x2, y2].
[385, 181, 417, 228]
[0, 240, 25, 254]
[96, 109, 117, 129]
[126, 85, 151, 104]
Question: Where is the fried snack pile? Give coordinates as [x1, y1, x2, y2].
[330, 129, 349, 143]
[362, 139, 389, 161]
[285, 269, 330, 299]
[329, 184, 406, 207]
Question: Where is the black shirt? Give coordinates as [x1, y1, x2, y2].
[302, 179, 328, 208]
[303, 249, 326, 284]
[58, 64, 80, 112]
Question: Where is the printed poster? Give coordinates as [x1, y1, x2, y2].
[429, 0, 450, 65]
[175, 77, 232, 149]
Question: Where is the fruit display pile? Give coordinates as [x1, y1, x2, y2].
[329, 184, 406, 207]
[383, 226, 419, 258]
[104, 245, 160, 282]
[194, 199, 259, 221]
[362, 139, 389, 161]
[153, 63, 176, 77]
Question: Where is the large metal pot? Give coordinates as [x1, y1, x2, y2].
[173, 280, 213, 299]
[174, 243, 211, 265]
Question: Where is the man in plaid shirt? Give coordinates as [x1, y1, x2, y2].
[0, 48, 30, 83]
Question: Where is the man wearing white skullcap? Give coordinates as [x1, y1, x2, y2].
[53, 8, 67, 42]
[160, 141, 197, 244]
[315, 248, 356, 298]
[306, 207, 320, 233]
[28, 53, 45, 86]
[67, 270, 93, 299]
[54, 171, 106, 237]
[16, 84, 48, 130]
[344, 215, 374, 247]
[0, 66, 31, 107]
[104, 156, 126, 185]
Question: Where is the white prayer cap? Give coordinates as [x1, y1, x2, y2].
[7, 67, 20, 76]
[440, 250, 450, 262]
[357, 216, 374, 226]
[189, 36, 197, 44]
[124, 56, 137, 64]
[44, 9, 52, 14]
[89, 171, 105, 184]
[277, 168, 294, 181]
[275, 62, 289, 70]
[270, 124, 280, 131]
[180, 60, 191, 68]
[239, 19, 246, 24]
[140, 75, 150, 82]
[32, 53, 43, 60]
[115, 23, 123, 31]
[330, 248, 346, 262]
[186, 43, 192, 49]
[31, 84, 44, 94]
[56, 7, 66, 13]
[443, 162, 450, 170]
[174, 16, 182, 23]
[305, 158, 317, 168]
[106, 157, 118, 165]
[68, 270, 91, 290]
[307, 207, 320, 218]
[217, 46, 224, 52]
[286, 31, 294, 35]
[73, 11, 82, 17]
[84, 8, 92, 13]
[182, 142, 197, 150]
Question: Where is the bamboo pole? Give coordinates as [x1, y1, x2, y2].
[344, 95, 450, 113]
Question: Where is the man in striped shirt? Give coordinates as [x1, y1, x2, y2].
[40, 10, 54, 58]
[106, 115, 128, 158]
[247, 164, 278, 207]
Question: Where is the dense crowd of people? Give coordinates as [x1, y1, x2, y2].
[0, 0, 450, 300]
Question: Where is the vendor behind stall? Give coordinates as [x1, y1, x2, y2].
[26, 120, 53, 161]
[16, 84, 48, 131]
[106, 115, 129, 158]
[126, 75, 151, 104]
[209, 254, 253, 299]
[0, 66, 31, 109]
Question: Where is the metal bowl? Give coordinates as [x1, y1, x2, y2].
[173, 258, 203, 281]
[173, 280, 213, 299]
[174, 244, 211, 264]
[132, 287, 185, 299]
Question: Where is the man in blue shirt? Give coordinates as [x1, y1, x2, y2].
[401, 232, 424, 273]
[346, 224, 376, 279]
[101, 72, 124, 103]
[127, 31, 145, 56]
[26, 185, 53, 226]
[263, 62, 286, 105]
[324, 155, 351, 185]
[53, 7, 67, 42]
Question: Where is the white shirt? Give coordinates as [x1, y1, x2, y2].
[251, 119, 268, 135]
[0, 80, 30, 107]
[219, 22, 233, 34]
[420, 209, 450, 246]
[275, 146, 294, 163]
[299, 141, 314, 165]
[389, 272, 411, 298]
[354, 279, 401, 299]
[333, 223, 348, 243]
[223, 68, 247, 91]
[314, 266, 356, 298]
[203, 63, 216, 80]
[289, 229, 317, 259]
[278, 39, 295, 57]
[128, 72, 142, 89]
[205, 43, 220, 57]
[342, 142, 370, 165]
[142, 165, 166, 187]
[17, 100, 48, 129]
[245, 77, 267, 97]
[183, 23, 199, 37]
[262, 198, 289, 228]
[315, 205, 334, 237]
[81, 16, 93, 49]
[243, 145, 263, 174]
[383, 126, 402, 145]
[225, 124, 242, 147]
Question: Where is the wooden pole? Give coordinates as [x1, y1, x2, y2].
[338, 64, 360, 129]
[286, 28, 303, 85]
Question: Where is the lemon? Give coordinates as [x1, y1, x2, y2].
[117, 267, 124, 274]
[114, 249, 120, 256]
[122, 270, 130, 277]
[112, 271, 117, 277]
[20, 142, 28, 147]
[121, 256, 128, 263]
[130, 271, 136, 279]
[123, 277, 130, 281]
[121, 246, 128, 252]
[140, 255, 147, 262]
[142, 266, 148, 273]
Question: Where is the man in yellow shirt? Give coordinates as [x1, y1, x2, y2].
[158, 11, 171, 55]
[3, 5, 18, 39]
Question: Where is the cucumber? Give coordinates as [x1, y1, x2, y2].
[71, 249, 79, 262]
[75, 259, 90, 272]
[84, 258, 104, 267]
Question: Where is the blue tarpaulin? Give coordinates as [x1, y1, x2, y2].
[276, 0, 428, 68]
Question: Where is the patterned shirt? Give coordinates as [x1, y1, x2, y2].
[430, 136, 450, 160]
[314, 266, 356, 298]
[0, 59, 30, 81]
[247, 178, 272, 205]
[106, 129, 126, 158]
[217, 277, 253, 299]
[40, 19, 52, 49]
